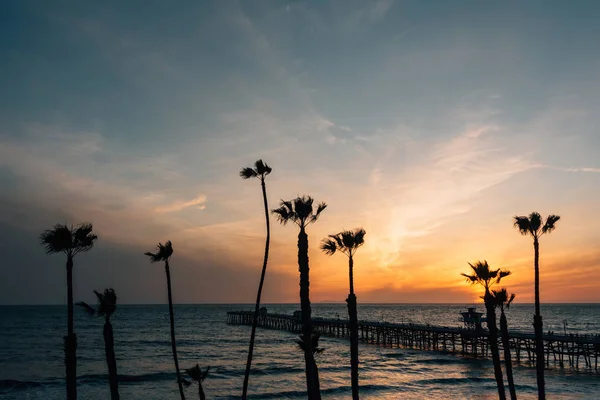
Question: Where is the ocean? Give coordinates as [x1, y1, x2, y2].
[1, 304, 600, 399]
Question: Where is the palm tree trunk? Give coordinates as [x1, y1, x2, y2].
[104, 318, 120, 400]
[501, 311, 517, 400]
[65, 254, 77, 400]
[485, 291, 506, 400]
[533, 237, 545, 399]
[347, 256, 359, 400]
[165, 261, 186, 400]
[298, 227, 321, 400]
[242, 178, 271, 399]
[199, 382, 206, 400]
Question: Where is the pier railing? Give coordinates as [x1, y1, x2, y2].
[226, 311, 600, 372]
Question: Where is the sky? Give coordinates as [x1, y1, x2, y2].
[1, 0, 600, 305]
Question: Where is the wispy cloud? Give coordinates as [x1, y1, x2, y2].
[154, 195, 207, 213]
[537, 165, 600, 174]
[364, 124, 535, 267]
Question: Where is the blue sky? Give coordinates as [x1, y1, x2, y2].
[1, 1, 600, 304]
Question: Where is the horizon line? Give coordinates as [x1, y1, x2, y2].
[3, 302, 600, 306]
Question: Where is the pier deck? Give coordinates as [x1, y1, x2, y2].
[226, 311, 600, 372]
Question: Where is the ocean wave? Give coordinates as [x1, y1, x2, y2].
[241, 383, 402, 399]
[414, 376, 494, 386]
[81, 371, 175, 384]
[0, 372, 178, 392]
[417, 357, 477, 365]
[0, 379, 61, 391]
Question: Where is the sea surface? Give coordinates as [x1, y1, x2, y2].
[2, 304, 600, 399]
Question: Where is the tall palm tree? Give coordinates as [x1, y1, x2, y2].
[77, 289, 120, 400]
[513, 212, 560, 400]
[492, 288, 517, 400]
[239, 159, 272, 399]
[321, 228, 366, 400]
[39, 222, 98, 400]
[461, 260, 511, 400]
[183, 364, 210, 400]
[145, 241, 185, 400]
[272, 196, 327, 400]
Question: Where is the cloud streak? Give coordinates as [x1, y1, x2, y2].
[154, 195, 207, 213]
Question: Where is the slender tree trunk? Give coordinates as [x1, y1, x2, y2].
[347, 256, 359, 400]
[242, 178, 271, 399]
[298, 228, 321, 400]
[165, 261, 186, 400]
[199, 382, 206, 400]
[485, 291, 506, 400]
[501, 311, 517, 400]
[104, 319, 120, 400]
[533, 238, 545, 399]
[65, 254, 77, 400]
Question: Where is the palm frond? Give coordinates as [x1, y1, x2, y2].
[273, 196, 326, 227]
[144, 251, 160, 262]
[542, 214, 560, 234]
[145, 241, 173, 262]
[93, 290, 104, 304]
[296, 333, 323, 355]
[96, 288, 117, 317]
[496, 270, 511, 283]
[185, 364, 210, 383]
[513, 216, 531, 235]
[239, 167, 257, 179]
[271, 204, 293, 225]
[354, 228, 366, 247]
[255, 159, 272, 176]
[76, 301, 97, 317]
[72, 223, 97, 255]
[507, 293, 516, 308]
[324, 228, 366, 257]
[461, 272, 478, 284]
[320, 239, 337, 255]
[491, 288, 516, 310]
[462, 261, 511, 291]
[529, 212, 542, 233]
[331, 233, 344, 249]
[39, 224, 73, 254]
[340, 230, 354, 249]
[309, 202, 327, 224]
[295, 196, 314, 222]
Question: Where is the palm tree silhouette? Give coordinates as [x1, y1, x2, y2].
[183, 364, 210, 400]
[272, 195, 327, 400]
[462, 260, 510, 400]
[145, 241, 185, 400]
[321, 228, 366, 400]
[239, 159, 272, 399]
[77, 289, 120, 400]
[492, 288, 517, 400]
[513, 212, 560, 400]
[39, 222, 98, 400]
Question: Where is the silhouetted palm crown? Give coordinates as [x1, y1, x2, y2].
[77, 289, 117, 319]
[296, 332, 324, 355]
[239, 159, 272, 181]
[513, 212, 560, 238]
[461, 261, 511, 291]
[272, 196, 327, 228]
[184, 364, 210, 385]
[491, 288, 515, 310]
[321, 228, 366, 257]
[144, 241, 174, 262]
[39, 223, 98, 255]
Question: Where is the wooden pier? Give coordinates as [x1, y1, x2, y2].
[226, 311, 600, 372]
